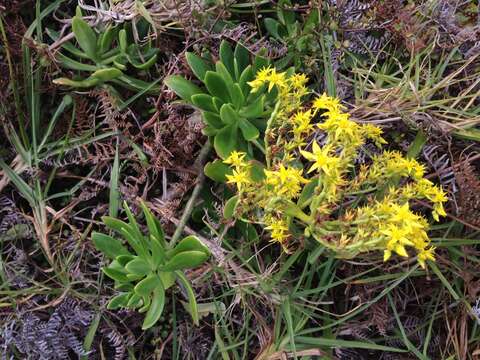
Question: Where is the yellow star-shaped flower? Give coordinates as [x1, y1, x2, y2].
[300, 142, 339, 174]
[223, 151, 247, 168]
[417, 247, 435, 269]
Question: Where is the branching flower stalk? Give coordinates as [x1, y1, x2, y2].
[224, 66, 448, 268]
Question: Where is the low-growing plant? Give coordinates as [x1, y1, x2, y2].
[164, 40, 275, 159]
[263, 0, 321, 71]
[222, 66, 448, 268]
[92, 201, 211, 329]
[51, 7, 159, 93]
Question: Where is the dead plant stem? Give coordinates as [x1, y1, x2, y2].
[169, 139, 211, 246]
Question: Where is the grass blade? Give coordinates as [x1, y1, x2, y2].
[109, 139, 120, 218]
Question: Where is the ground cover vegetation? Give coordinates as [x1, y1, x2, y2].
[1, 0, 480, 359]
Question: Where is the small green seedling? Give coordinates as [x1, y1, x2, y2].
[51, 7, 159, 93]
[92, 201, 210, 330]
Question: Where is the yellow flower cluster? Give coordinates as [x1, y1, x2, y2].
[264, 165, 307, 199]
[353, 151, 447, 222]
[367, 151, 426, 181]
[225, 151, 251, 191]
[248, 66, 308, 117]
[224, 68, 448, 268]
[351, 200, 435, 269]
[248, 67, 287, 93]
[264, 216, 290, 250]
[223, 151, 306, 249]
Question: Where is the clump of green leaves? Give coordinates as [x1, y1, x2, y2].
[164, 40, 273, 159]
[51, 7, 159, 93]
[92, 202, 210, 330]
[264, 0, 320, 71]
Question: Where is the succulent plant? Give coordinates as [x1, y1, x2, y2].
[93, 201, 210, 330]
[164, 40, 274, 159]
[51, 7, 159, 93]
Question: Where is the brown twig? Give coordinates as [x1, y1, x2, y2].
[168, 139, 211, 246]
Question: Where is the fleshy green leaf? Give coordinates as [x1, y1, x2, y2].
[202, 125, 218, 136]
[107, 292, 131, 310]
[126, 273, 144, 281]
[204, 160, 232, 182]
[161, 251, 209, 272]
[116, 254, 135, 266]
[175, 271, 200, 325]
[212, 97, 224, 112]
[99, 25, 116, 54]
[219, 103, 240, 125]
[129, 53, 158, 70]
[214, 62, 235, 91]
[159, 272, 176, 290]
[92, 232, 130, 259]
[120, 226, 147, 258]
[204, 71, 231, 103]
[186, 52, 212, 81]
[214, 124, 238, 159]
[119, 29, 127, 53]
[126, 293, 143, 308]
[103, 267, 129, 282]
[202, 112, 224, 129]
[115, 282, 134, 292]
[91, 67, 123, 82]
[52, 77, 100, 88]
[219, 40, 235, 77]
[164, 75, 203, 102]
[223, 195, 239, 219]
[123, 202, 150, 257]
[240, 95, 264, 118]
[142, 284, 165, 330]
[125, 258, 151, 275]
[113, 54, 128, 70]
[191, 94, 217, 112]
[149, 235, 166, 268]
[298, 178, 318, 209]
[123, 201, 143, 239]
[238, 119, 259, 141]
[249, 161, 267, 182]
[57, 53, 98, 71]
[135, 274, 161, 297]
[253, 53, 269, 74]
[109, 259, 127, 273]
[139, 294, 151, 313]
[169, 236, 211, 257]
[72, 16, 98, 61]
[140, 201, 161, 240]
[231, 83, 245, 109]
[152, 215, 167, 247]
[238, 65, 254, 95]
[139, 201, 166, 260]
[102, 216, 131, 234]
[234, 43, 250, 79]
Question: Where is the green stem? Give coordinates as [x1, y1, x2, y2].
[251, 138, 266, 154]
[293, 209, 311, 224]
[264, 101, 281, 168]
